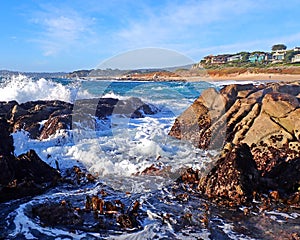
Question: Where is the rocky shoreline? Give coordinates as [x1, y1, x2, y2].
[169, 81, 300, 206]
[0, 97, 158, 202]
[1, 83, 300, 237]
[1, 82, 300, 206]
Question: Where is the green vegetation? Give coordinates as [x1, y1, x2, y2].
[284, 50, 299, 63]
[272, 44, 287, 51]
[198, 44, 300, 70]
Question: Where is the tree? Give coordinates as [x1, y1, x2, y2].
[284, 50, 297, 63]
[237, 52, 250, 62]
[272, 44, 287, 51]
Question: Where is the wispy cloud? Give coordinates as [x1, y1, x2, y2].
[115, 0, 300, 61]
[22, 0, 300, 68]
[30, 4, 95, 56]
[116, 0, 259, 49]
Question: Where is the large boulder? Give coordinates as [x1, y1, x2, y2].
[170, 82, 300, 205]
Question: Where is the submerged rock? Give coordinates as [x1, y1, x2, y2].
[31, 195, 142, 233]
[170, 82, 300, 205]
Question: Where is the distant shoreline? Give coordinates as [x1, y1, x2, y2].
[186, 73, 300, 82]
[84, 73, 300, 83]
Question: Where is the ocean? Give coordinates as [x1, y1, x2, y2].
[0, 75, 299, 239]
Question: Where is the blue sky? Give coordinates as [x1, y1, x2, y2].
[1, 0, 300, 72]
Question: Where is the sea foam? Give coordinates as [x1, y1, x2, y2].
[0, 75, 92, 103]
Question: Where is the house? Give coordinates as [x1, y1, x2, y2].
[272, 50, 286, 62]
[203, 55, 214, 64]
[264, 53, 273, 62]
[249, 53, 265, 63]
[211, 55, 229, 64]
[292, 54, 300, 63]
[227, 54, 242, 62]
[294, 47, 300, 52]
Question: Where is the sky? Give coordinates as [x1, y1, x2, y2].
[1, 0, 300, 72]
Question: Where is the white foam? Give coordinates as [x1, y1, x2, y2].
[0, 75, 85, 103]
[7, 78, 215, 191]
[101, 91, 127, 100]
[209, 80, 260, 87]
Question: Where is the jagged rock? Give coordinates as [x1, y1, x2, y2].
[31, 202, 84, 227]
[0, 117, 60, 202]
[39, 114, 72, 139]
[0, 149, 60, 202]
[170, 82, 300, 205]
[198, 143, 259, 205]
[13, 100, 72, 139]
[31, 196, 141, 232]
[0, 101, 18, 119]
[169, 87, 227, 149]
[3, 98, 158, 139]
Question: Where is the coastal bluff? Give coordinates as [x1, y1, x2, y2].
[170, 81, 300, 206]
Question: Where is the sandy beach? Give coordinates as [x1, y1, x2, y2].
[184, 73, 300, 82]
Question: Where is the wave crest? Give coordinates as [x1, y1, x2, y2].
[0, 75, 85, 103]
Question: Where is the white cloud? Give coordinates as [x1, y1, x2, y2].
[30, 4, 95, 56]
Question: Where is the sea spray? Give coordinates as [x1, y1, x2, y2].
[0, 74, 92, 103]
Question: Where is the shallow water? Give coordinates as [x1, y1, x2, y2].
[0, 76, 299, 239]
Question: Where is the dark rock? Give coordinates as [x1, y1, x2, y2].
[32, 202, 83, 227]
[0, 97, 158, 139]
[39, 114, 72, 139]
[0, 101, 18, 118]
[0, 150, 60, 202]
[0, 117, 60, 202]
[31, 196, 142, 232]
[10, 100, 72, 139]
[198, 143, 259, 205]
[117, 214, 138, 229]
[0, 118, 14, 155]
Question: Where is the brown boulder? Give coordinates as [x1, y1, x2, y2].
[262, 92, 298, 118]
[169, 87, 226, 149]
[198, 143, 259, 205]
[170, 82, 300, 205]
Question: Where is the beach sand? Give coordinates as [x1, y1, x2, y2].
[185, 73, 300, 82]
[184, 73, 300, 82]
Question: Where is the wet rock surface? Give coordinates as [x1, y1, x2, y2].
[0, 117, 60, 202]
[31, 193, 142, 234]
[170, 82, 300, 206]
[0, 97, 158, 139]
[0, 97, 157, 203]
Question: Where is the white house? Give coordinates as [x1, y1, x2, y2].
[294, 47, 300, 52]
[292, 54, 300, 63]
[272, 50, 286, 62]
[227, 54, 242, 62]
